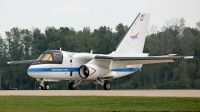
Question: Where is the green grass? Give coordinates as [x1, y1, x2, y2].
[0, 96, 199, 111]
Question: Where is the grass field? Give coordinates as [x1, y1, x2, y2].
[0, 96, 199, 111]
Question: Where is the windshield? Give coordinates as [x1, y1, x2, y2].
[37, 53, 44, 61]
[41, 53, 52, 61]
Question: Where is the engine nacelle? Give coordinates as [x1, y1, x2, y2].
[78, 64, 108, 79]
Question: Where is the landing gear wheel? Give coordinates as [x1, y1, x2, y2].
[45, 85, 50, 90]
[69, 82, 76, 90]
[103, 82, 111, 90]
[39, 84, 49, 90]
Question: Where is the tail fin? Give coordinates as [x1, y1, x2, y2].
[114, 13, 150, 54]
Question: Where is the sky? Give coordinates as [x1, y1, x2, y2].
[0, 0, 200, 38]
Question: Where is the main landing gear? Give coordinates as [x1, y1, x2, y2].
[68, 79, 111, 90]
[96, 78, 111, 90]
[68, 80, 82, 90]
[103, 82, 111, 90]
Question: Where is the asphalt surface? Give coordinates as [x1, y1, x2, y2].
[0, 90, 200, 97]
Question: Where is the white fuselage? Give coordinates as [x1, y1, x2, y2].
[27, 51, 142, 81]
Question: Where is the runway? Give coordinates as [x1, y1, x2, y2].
[0, 90, 200, 97]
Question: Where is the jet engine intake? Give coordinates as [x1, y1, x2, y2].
[78, 64, 109, 79]
[78, 65, 90, 79]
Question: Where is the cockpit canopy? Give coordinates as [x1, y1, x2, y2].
[34, 50, 63, 64]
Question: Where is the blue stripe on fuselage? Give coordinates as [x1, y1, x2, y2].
[27, 67, 141, 72]
[27, 67, 79, 72]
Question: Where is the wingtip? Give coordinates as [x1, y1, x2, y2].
[183, 56, 193, 59]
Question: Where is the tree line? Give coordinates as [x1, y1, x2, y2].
[0, 18, 199, 90]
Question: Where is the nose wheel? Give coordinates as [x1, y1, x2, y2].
[39, 84, 49, 90]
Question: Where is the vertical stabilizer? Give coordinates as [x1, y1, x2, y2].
[115, 13, 150, 54]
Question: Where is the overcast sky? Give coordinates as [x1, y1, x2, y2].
[0, 0, 200, 37]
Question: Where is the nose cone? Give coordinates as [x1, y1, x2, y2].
[27, 66, 37, 78]
[27, 66, 32, 77]
[27, 65, 48, 79]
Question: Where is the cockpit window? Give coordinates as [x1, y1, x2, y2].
[54, 53, 62, 62]
[41, 53, 52, 61]
[33, 50, 63, 65]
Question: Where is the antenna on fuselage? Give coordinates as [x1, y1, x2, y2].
[60, 48, 62, 51]
[90, 50, 93, 54]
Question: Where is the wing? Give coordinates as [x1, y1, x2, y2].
[7, 59, 37, 64]
[95, 55, 193, 65]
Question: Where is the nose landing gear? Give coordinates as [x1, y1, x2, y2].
[38, 79, 50, 90]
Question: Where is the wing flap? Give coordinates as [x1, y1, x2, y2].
[113, 56, 192, 60]
[95, 55, 193, 65]
[127, 60, 174, 65]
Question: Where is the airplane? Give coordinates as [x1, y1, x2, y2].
[7, 12, 193, 90]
